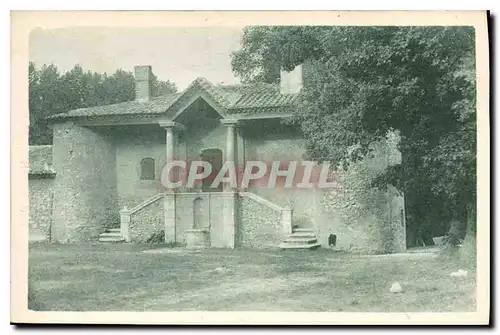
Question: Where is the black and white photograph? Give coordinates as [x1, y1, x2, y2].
[10, 10, 489, 325]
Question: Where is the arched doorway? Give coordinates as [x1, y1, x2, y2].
[201, 148, 223, 192]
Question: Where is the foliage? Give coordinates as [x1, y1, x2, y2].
[146, 230, 165, 244]
[231, 26, 476, 243]
[29, 63, 177, 145]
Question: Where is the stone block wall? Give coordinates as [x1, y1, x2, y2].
[175, 193, 209, 245]
[28, 177, 54, 242]
[243, 122, 406, 252]
[237, 195, 282, 248]
[206, 194, 226, 248]
[173, 193, 226, 247]
[315, 131, 406, 253]
[51, 122, 118, 242]
[129, 197, 165, 243]
[388, 185, 406, 252]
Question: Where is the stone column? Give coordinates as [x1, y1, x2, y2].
[224, 120, 236, 190]
[158, 121, 185, 245]
[281, 206, 293, 236]
[220, 119, 239, 248]
[236, 126, 245, 191]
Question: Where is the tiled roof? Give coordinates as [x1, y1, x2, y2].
[47, 93, 182, 120]
[29, 145, 56, 176]
[223, 83, 299, 114]
[48, 78, 299, 120]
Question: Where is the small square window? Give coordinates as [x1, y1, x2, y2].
[140, 157, 155, 180]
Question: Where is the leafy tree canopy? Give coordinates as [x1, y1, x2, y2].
[231, 26, 476, 240]
[29, 63, 177, 145]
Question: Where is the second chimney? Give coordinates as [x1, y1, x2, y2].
[280, 64, 303, 95]
[134, 65, 152, 102]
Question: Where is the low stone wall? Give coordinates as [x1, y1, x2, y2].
[237, 195, 282, 248]
[28, 177, 54, 242]
[129, 197, 165, 243]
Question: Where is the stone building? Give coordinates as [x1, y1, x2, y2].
[28, 65, 406, 253]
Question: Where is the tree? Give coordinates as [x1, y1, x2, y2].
[28, 63, 178, 145]
[231, 26, 476, 244]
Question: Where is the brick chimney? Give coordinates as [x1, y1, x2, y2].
[280, 64, 303, 94]
[134, 65, 152, 102]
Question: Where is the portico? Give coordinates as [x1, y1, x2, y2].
[155, 101, 243, 247]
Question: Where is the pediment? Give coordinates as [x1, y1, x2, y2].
[164, 77, 238, 121]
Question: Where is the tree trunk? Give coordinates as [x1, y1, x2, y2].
[464, 202, 476, 241]
[448, 202, 475, 246]
[459, 202, 476, 265]
[448, 219, 466, 246]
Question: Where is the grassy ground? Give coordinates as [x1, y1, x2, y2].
[28, 243, 476, 312]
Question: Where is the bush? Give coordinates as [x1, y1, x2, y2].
[146, 230, 165, 244]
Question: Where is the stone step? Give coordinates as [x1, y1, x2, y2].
[107, 228, 121, 233]
[99, 236, 125, 242]
[290, 232, 316, 238]
[99, 232, 122, 238]
[292, 228, 316, 233]
[279, 243, 321, 250]
[282, 237, 318, 245]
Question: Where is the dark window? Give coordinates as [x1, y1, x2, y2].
[200, 149, 223, 192]
[140, 157, 155, 180]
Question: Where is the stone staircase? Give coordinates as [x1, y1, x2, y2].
[98, 228, 124, 243]
[279, 227, 321, 250]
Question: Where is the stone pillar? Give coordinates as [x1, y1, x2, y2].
[158, 121, 185, 244]
[158, 121, 184, 181]
[220, 119, 239, 248]
[166, 127, 174, 164]
[164, 193, 176, 245]
[224, 121, 236, 191]
[281, 206, 293, 236]
[119, 207, 131, 242]
[236, 126, 245, 191]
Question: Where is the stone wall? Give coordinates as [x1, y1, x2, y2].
[388, 185, 407, 252]
[51, 122, 118, 242]
[244, 122, 406, 253]
[316, 131, 406, 253]
[184, 120, 226, 161]
[28, 177, 54, 242]
[237, 195, 282, 248]
[244, 122, 321, 219]
[173, 193, 226, 247]
[129, 197, 165, 243]
[114, 125, 166, 209]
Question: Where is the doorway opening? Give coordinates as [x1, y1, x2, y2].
[201, 148, 223, 192]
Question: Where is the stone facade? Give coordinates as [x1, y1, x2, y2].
[29, 120, 406, 252]
[114, 125, 166, 208]
[51, 122, 118, 243]
[29, 66, 407, 253]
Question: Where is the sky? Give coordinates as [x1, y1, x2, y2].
[29, 27, 244, 90]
